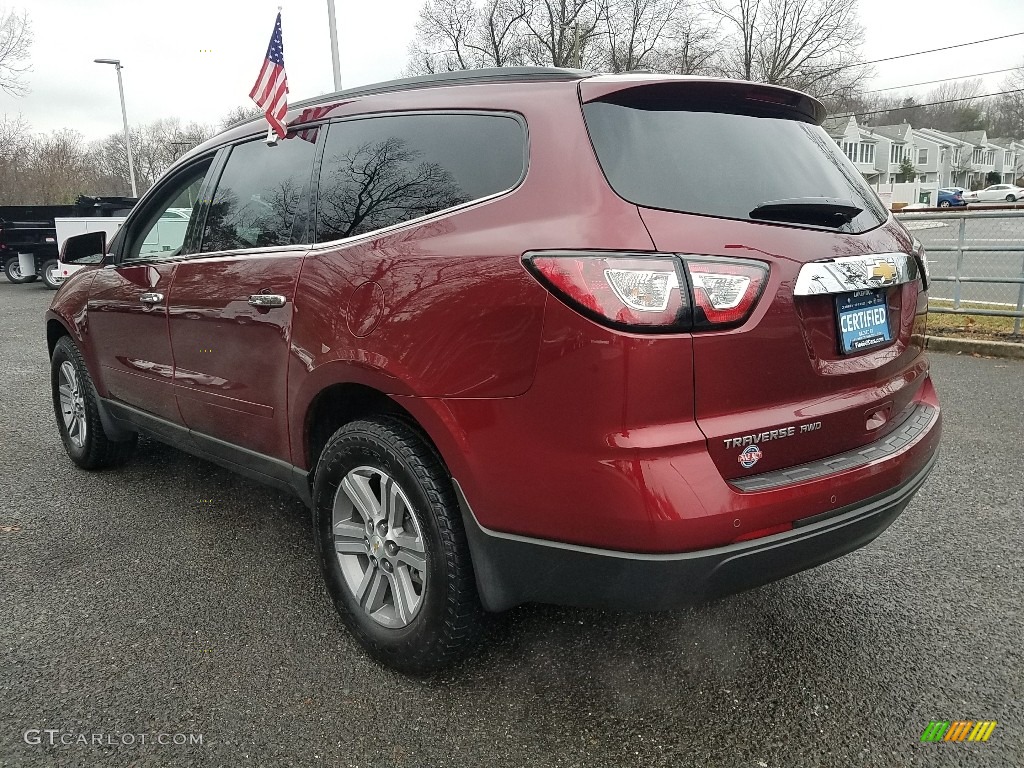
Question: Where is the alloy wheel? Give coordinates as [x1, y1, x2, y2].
[58, 360, 87, 448]
[332, 466, 428, 628]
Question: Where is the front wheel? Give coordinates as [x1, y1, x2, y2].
[938, 200, 951, 208]
[313, 417, 485, 674]
[51, 336, 137, 469]
[41, 259, 64, 290]
[4, 256, 37, 284]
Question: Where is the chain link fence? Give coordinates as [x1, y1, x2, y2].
[896, 209, 1024, 337]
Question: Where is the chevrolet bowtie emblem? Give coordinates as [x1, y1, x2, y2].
[868, 258, 898, 286]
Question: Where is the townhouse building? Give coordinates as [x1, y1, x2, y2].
[989, 137, 1024, 183]
[822, 115, 880, 183]
[824, 116, 1024, 203]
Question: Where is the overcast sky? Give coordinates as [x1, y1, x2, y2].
[4, 0, 1024, 141]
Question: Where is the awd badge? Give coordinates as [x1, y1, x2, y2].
[738, 445, 762, 468]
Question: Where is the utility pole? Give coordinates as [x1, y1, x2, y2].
[327, 0, 342, 91]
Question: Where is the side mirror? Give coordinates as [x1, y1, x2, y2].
[60, 231, 107, 264]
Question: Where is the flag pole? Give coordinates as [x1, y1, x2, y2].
[327, 0, 342, 91]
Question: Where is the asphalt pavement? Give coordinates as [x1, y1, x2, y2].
[1, 279, 1021, 768]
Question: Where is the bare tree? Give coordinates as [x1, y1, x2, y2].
[95, 118, 215, 196]
[705, 0, 868, 103]
[0, 5, 31, 96]
[653, 11, 719, 75]
[0, 113, 32, 202]
[406, 0, 531, 74]
[23, 130, 94, 204]
[406, 0, 721, 75]
[519, 0, 606, 68]
[0, 115, 217, 204]
[919, 79, 985, 133]
[704, 0, 757, 80]
[602, 0, 685, 72]
[470, 0, 529, 67]
[220, 104, 264, 130]
[407, 0, 478, 73]
[988, 64, 1024, 139]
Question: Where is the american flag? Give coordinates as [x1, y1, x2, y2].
[250, 12, 289, 139]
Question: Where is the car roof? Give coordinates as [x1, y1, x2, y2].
[174, 67, 827, 172]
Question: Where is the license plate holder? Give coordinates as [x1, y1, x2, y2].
[835, 290, 891, 354]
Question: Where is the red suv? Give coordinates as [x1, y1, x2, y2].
[47, 68, 941, 673]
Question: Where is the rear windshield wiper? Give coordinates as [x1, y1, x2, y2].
[749, 197, 863, 227]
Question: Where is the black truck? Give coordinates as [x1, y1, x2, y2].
[1, 197, 136, 289]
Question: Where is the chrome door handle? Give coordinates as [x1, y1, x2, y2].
[139, 292, 164, 304]
[248, 294, 286, 308]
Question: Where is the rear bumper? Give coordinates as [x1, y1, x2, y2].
[459, 447, 937, 612]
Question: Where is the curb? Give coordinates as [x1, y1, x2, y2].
[926, 335, 1024, 360]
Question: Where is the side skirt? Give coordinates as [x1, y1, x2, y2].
[101, 398, 313, 508]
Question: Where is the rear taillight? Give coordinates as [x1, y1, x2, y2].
[685, 259, 768, 329]
[525, 253, 688, 331]
[524, 252, 768, 332]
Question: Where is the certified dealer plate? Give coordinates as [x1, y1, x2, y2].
[836, 290, 891, 354]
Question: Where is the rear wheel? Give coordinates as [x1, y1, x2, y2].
[938, 200, 951, 208]
[51, 336, 137, 469]
[41, 259, 63, 290]
[313, 416, 484, 674]
[1007, 194, 1017, 202]
[4, 256, 37, 284]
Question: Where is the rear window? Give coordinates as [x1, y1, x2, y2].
[583, 93, 887, 234]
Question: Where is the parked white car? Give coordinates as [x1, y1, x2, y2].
[962, 184, 1024, 203]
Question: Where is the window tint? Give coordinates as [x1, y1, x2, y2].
[583, 96, 887, 234]
[202, 136, 316, 252]
[125, 160, 210, 261]
[316, 113, 524, 241]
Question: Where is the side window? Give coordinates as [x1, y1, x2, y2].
[316, 113, 525, 241]
[124, 160, 210, 262]
[202, 136, 317, 252]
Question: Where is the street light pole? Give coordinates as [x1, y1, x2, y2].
[326, 0, 342, 91]
[94, 58, 138, 198]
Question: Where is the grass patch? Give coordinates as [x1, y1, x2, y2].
[928, 299, 1023, 341]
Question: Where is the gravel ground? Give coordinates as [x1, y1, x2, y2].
[1, 279, 1021, 767]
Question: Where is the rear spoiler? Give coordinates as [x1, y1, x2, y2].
[579, 75, 826, 125]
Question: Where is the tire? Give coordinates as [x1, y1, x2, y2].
[938, 200, 951, 208]
[313, 416, 484, 674]
[1007, 194, 1016, 202]
[4, 255, 38, 284]
[41, 259, 64, 290]
[50, 336, 137, 469]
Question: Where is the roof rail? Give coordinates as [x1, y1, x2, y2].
[290, 67, 592, 112]
[223, 67, 594, 131]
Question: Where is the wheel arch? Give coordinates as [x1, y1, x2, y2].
[301, 382, 467, 486]
[46, 317, 72, 358]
